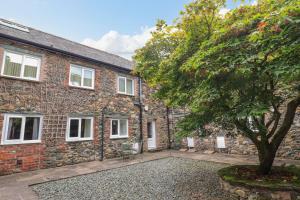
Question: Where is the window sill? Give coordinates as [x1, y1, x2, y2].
[110, 136, 129, 140]
[1, 140, 41, 145]
[0, 75, 40, 83]
[66, 138, 94, 142]
[117, 92, 135, 97]
[69, 85, 95, 91]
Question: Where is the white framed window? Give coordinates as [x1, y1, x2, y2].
[1, 50, 41, 81]
[117, 76, 134, 95]
[66, 117, 93, 141]
[110, 119, 128, 139]
[1, 114, 43, 145]
[69, 64, 95, 89]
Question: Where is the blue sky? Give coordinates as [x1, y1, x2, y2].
[0, 0, 253, 59]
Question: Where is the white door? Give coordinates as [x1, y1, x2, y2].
[147, 121, 156, 149]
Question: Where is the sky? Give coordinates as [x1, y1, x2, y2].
[0, 0, 254, 60]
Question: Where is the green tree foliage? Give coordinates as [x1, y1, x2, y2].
[134, 0, 300, 175]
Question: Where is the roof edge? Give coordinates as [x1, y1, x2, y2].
[0, 33, 132, 73]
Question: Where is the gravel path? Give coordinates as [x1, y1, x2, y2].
[31, 157, 237, 200]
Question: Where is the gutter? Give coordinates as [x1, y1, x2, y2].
[100, 107, 107, 161]
[0, 33, 132, 74]
[138, 76, 144, 154]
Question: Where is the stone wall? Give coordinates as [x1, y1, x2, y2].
[220, 178, 300, 200]
[0, 39, 169, 175]
[177, 108, 300, 160]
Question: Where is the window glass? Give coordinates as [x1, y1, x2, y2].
[3, 115, 42, 144]
[70, 119, 79, 137]
[118, 77, 126, 93]
[81, 118, 91, 138]
[119, 120, 127, 136]
[83, 70, 93, 87]
[6, 117, 22, 140]
[23, 56, 38, 79]
[126, 79, 133, 95]
[3, 52, 22, 77]
[70, 66, 82, 86]
[24, 117, 40, 140]
[147, 122, 152, 138]
[111, 120, 118, 135]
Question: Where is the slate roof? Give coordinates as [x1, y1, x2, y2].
[0, 18, 133, 70]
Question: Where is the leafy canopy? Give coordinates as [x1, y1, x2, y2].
[134, 0, 300, 137]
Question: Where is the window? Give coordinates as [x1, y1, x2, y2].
[147, 122, 153, 139]
[217, 136, 226, 148]
[110, 119, 128, 138]
[118, 76, 134, 95]
[1, 51, 41, 81]
[66, 117, 93, 141]
[69, 64, 95, 89]
[1, 114, 42, 145]
[247, 116, 259, 132]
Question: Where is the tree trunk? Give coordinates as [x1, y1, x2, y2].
[257, 146, 276, 175]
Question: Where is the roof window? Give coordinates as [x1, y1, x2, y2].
[0, 19, 29, 33]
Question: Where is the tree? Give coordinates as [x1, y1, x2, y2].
[134, 0, 300, 175]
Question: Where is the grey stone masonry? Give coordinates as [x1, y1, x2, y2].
[0, 38, 169, 175]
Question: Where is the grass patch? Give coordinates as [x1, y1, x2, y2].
[218, 165, 300, 191]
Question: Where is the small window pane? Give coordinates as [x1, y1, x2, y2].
[147, 122, 152, 138]
[111, 120, 118, 135]
[70, 66, 82, 86]
[126, 79, 133, 95]
[3, 52, 22, 77]
[6, 117, 22, 140]
[24, 117, 40, 140]
[119, 120, 127, 136]
[118, 77, 126, 93]
[70, 119, 79, 137]
[24, 57, 39, 79]
[81, 119, 91, 138]
[83, 70, 93, 87]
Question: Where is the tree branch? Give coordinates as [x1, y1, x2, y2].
[267, 111, 281, 139]
[266, 102, 280, 128]
[235, 119, 259, 146]
[271, 95, 300, 149]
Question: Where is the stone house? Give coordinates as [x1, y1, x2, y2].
[0, 19, 170, 175]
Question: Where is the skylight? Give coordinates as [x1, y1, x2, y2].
[0, 19, 29, 33]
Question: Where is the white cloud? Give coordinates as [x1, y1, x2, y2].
[81, 26, 155, 60]
[251, 0, 258, 6]
[219, 8, 230, 16]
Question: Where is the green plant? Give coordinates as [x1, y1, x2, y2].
[134, 0, 300, 175]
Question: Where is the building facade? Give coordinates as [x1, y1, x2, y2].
[0, 19, 169, 175]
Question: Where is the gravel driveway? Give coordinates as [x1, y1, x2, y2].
[31, 157, 237, 200]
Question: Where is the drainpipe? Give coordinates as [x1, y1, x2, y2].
[166, 106, 171, 149]
[100, 107, 107, 161]
[138, 76, 144, 154]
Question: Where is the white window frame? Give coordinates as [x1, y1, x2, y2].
[66, 117, 94, 142]
[1, 114, 43, 145]
[117, 76, 134, 96]
[110, 119, 128, 139]
[1, 50, 41, 81]
[69, 64, 95, 89]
